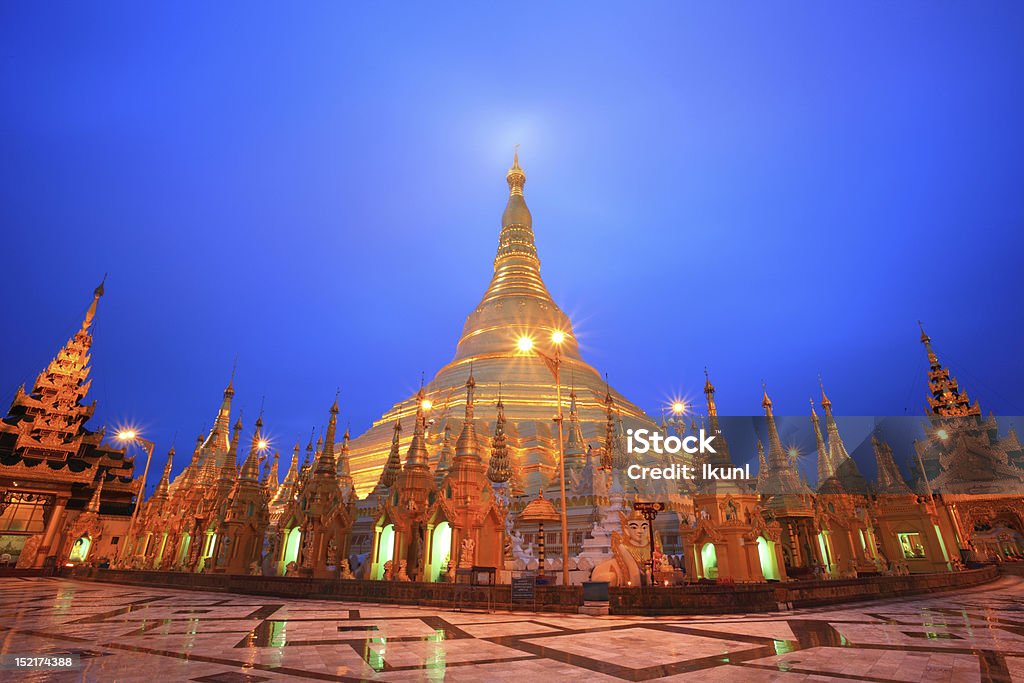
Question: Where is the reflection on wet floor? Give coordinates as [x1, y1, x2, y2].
[1, 577, 1023, 681]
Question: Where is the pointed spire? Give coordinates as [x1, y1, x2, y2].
[203, 366, 236, 452]
[704, 368, 717, 419]
[81, 274, 106, 331]
[270, 442, 301, 507]
[918, 322, 982, 417]
[507, 144, 526, 196]
[756, 438, 768, 487]
[564, 386, 585, 469]
[380, 419, 403, 488]
[337, 425, 352, 481]
[265, 449, 280, 492]
[495, 148, 537, 263]
[87, 470, 105, 513]
[315, 393, 339, 477]
[435, 422, 454, 486]
[403, 386, 431, 470]
[487, 384, 511, 483]
[820, 378, 867, 493]
[761, 384, 786, 468]
[152, 448, 174, 501]
[811, 398, 833, 484]
[700, 369, 734, 481]
[455, 367, 481, 463]
[601, 377, 616, 470]
[873, 433, 912, 494]
[758, 384, 810, 495]
[239, 416, 265, 483]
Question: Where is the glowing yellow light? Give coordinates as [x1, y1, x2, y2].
[516, 336, 534, 352]
[788, 448, 799, 459]
[257, 439, 269, 451]
[551, 330, 566, 345]
[421, 399, 433, 411]
[117, 429, 137, 442]
[936, 429, 949, 441]
[671, 401, 686, 415]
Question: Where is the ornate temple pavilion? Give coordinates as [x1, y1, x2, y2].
[0, 280, 137, 568]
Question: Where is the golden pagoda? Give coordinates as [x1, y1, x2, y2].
[346, 151, 658, 495]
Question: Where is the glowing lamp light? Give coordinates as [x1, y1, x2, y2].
[551, 330, 566, 345]
[936, 429, 949, 441]
[421, 399, 433, 411]
[671, 401, 686, 415]
[788, 448, 799, 460]
[257, 439, 269, 451]
[117, 429, 138, 442]
[516, 336, 534, 352]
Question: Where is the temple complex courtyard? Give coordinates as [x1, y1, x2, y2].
[0, 577, 1022, 682]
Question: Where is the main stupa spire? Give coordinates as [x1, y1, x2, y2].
[453, 149, 579, 362]
[344, 154, 659, 496]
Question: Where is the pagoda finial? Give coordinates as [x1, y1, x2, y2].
[455, 366, 481, 463]
[487, 383, 510, 482]
[87, 470, 105, 513]
[506, 146, 526, 196]
[81, 274, 107, 331]
[315, 395, 339, 476]
[152, 448, 173, 501]
[703, 367, 717, 417]
[918, 320, 940, 365]
[465, 365, 476, 422]
[380, 419, 403, 488]
[818, 374, 831, 410]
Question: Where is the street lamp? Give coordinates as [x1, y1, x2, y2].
[515, 330, 571, 587]
[115, 428, 155, 568]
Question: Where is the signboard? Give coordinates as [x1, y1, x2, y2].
[511, 576, 535, 603]
[632, 501, 666, 513]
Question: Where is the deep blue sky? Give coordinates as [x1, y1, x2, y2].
[2, 3, 1023, 494]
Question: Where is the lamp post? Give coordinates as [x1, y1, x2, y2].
[516, 331, 570, 587]
[115, 429, 155, 567]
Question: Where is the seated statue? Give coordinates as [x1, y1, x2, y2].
[395, 559, 411, 581]
[591, 509, 661, 586]
[339, 559, 355, 580]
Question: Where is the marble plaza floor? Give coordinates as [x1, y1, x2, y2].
[1, 577, 1023, 682]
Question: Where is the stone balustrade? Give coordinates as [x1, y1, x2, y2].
[66, 565, 997, 616]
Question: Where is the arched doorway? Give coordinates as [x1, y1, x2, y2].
[757, 536, 780, 580]
[176, 533, 191, 566]
[68, 535, 91, 563]
[428, 522, 452, 582]
[817, 531, 833, 574]
[282, 528, 302, 570]
[701, 543, 718, 579]
[374, 524, 395, 580]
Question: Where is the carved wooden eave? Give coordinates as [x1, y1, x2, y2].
[683, 517, 725, 544]
[744, 513, 783, 544]
[64, 511, 104, 545]
[0, 458, 98, 483]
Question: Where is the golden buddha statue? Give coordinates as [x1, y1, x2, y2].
[591, 509, 662, 586]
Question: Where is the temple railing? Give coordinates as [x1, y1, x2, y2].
[65, 565, 998, 615]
